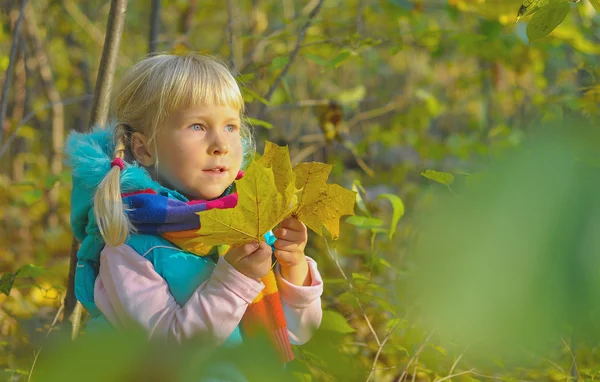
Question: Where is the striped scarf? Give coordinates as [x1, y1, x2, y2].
[122, 188, 294, 363]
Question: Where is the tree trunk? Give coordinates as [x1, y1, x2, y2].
[63, 0, 129, 336]
[149, 0, 160, 54]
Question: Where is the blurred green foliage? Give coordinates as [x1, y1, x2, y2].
[2, 0, 600, 380]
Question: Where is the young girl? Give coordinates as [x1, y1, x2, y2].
[65, 54, 323, 374]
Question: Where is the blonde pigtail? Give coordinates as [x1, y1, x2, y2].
[93, 125, 132, 246]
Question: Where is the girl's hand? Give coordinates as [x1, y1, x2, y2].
[224, 241, 273, 279]
[273, 218, 311, 286]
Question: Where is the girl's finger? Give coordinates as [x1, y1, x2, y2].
[273, 249, 295, 263]
[281, 218, 306, 232]
[274, 227, 307, 243]
[274, 238, 297, 252]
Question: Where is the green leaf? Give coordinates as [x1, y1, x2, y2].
[421, 170, 455, 186]
[16, 125, 37, 140]
[16, 264, 45, 278]
[386, 317, 403, 332]
[352, 180, 370, 216]
[319, 310, 356, 334]
[430, 344, 447, 355]
[351, 272, 370, 282]
[337, 85, 366, 105]
[377, 193, 405, 240]
[271, 56, 289, 71]
[379, 258, 392, 268]
[20, 189, 43, 206]
[516, 0, 561, 21]
[345, 216, 383, 229]
[331, 51, 352, 68]
[304, 53, 331, 67]
[591, 0, 600, 12]
[241, 87, 270, 105]
[45, 174, 60, 189]
[245, 117, 273, 129]
[236, 73, 255, 83]
[526, 1, 570, 42]
[0, 272, 15, 296]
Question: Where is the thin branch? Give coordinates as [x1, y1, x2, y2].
[0, 95, 92, 159]
[398, 330, 435, 381]
[366, 310, 412, 382]
[226, 0, 236, 71]
[411, 358, 418, 382]
[256, 0, 324, 120]
[27, 302, 64, 382]
[347, 97, 406, 129]
[434, 369, 475, 382]
[149, 0, 161, 54]
[0, 0, 27, 146]
[291, 143, 323, 164]
[562, 336, 581, 382]
[63, 0, 132, 67]
[323, 238, 381, 347]
[169, 0, 198, 49]
[448, 346, 467, 377]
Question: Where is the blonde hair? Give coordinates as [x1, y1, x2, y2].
[94, 53, 253, 246]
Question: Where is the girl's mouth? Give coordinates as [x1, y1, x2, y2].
[203, 166, 228, 175]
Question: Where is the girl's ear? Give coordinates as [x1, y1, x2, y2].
[130, 132, 155, 167]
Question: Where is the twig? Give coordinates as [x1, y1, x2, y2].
[347, 97, 406, 129]
[27, 302, 64, 381]
[434, 369, 475, 382]
[562, 336, 581, 382]
[256, 0, 324, 120]
[0, 95, 92, 158]
[469, 371, 528, 381]
[398, 330, 435, 381]
[323, 238, 381, 347]
[63, 0, 132, 67]
[449, 346, 468, 376]
[0, 0, 27, 146]
[411, 358, 418, 382]
[291, 143, 323, 164]
[366, 310, 412, 382]
[344, 142, 375, 177]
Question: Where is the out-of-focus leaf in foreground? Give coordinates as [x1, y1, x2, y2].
[409, 116, 600, 361]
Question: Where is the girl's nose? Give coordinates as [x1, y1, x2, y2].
[209, 133, 229, 155]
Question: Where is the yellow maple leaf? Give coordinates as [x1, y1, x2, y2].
[256, 141, 296, 195]
[194, 159, 296, 247]
[195, 142, 356, 246]
[293, 162, 356, 239]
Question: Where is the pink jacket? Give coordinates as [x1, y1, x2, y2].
[93, 244, 323, 346]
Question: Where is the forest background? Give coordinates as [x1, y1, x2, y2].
[1, 0, 600, 381]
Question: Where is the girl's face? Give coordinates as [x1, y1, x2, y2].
[143, 104, 244, 200]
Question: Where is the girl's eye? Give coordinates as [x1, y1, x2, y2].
[190, 123, 205, 131]
[225, 124, 238, 132]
